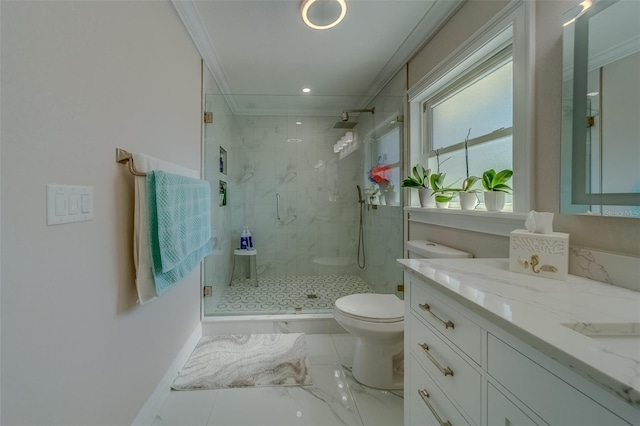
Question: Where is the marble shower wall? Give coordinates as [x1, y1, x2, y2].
[229, 115, 363, 278]
[204, 94, 235, 304]
[356, 68, 406, 296]
[361, 205, 404, 295]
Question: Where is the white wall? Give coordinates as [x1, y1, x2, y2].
[1, 1, 202, 424]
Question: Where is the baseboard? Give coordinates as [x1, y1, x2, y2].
[131, 322, 202, 426]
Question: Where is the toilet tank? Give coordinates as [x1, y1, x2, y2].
[407, 240, 473, 259]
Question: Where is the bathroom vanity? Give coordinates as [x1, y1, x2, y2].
[398, 258, 640, 425]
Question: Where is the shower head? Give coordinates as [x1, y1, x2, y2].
[333, 107, 375, 129]
[333, 121, 358, 129]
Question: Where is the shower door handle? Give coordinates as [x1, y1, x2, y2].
[276, 193, 281, 221]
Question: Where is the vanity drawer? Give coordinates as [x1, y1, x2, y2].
[408, 354, 472, 426]
[487, 333, 631, 426]
[410, 279, 482, 362]
[408, 313, 482, 424]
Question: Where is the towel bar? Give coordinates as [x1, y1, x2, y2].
[116, 148, 147, 176]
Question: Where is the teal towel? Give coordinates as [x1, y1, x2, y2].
[147, 170, 212, 295]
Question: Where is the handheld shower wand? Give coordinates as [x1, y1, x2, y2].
[356, 185, 365, 269]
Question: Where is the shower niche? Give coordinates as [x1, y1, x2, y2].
[219, 180, 227, 207]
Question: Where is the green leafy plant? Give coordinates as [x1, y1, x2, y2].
[401, 164, 431, 189]
[482, 169, 513, 193]
[460, 175, 481, 193]
[430, 172, 457, 202]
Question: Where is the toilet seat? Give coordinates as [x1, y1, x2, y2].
[335, 294, 404, 323]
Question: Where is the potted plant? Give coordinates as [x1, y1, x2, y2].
[459, 176, 481, 210]
[368, 164, 396, 206]
[482, 168, 513, 211]
[457, 128, 480, 211]
[430, 172, 456, 208]
[401, 164, 434, 208]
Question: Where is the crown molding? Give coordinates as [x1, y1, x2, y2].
[366, 0, 464, 101]
[173, 0, 462, 116]
[171, 0, 239, 113]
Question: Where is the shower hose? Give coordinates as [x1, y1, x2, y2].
[357, 188, 365, 269]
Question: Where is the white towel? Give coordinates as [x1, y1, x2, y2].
[132, 153, 199, 305]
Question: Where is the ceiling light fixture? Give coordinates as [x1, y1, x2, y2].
[302, 87, 311, 93]
[301, 0, 347, 30]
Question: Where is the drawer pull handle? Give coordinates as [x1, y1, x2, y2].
[419, 303, 455, 329]
[419, 343, 454, 377]
[418, 389, 453, 426]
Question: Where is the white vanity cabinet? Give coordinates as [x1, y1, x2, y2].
[487, 384, 539, 426]
[404, 270, 637, 426]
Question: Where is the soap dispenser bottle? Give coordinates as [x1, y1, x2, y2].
[240, 227, 248, 250]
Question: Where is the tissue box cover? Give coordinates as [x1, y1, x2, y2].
[509, 229, 569, 280]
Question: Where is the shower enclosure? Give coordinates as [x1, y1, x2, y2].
[202, 92, 404, 317]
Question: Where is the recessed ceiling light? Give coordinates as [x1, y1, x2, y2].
[302, 88, 311, 93]
[301, 0, 347, 30]
[296, 121, 302, 125]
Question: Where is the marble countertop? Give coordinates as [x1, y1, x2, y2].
[397, 258, 640, 407]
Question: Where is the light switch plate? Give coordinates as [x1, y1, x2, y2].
[47, 184, 94, 225]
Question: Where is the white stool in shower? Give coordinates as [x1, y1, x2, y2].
[229, 249, 258, 287]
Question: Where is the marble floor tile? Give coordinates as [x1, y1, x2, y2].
[331, 334, 356, 365]
[152, 389, 218, 426]
[207, 365, 364, 426]
[305, 334, 340, 365]
[152, 335, 403, 426]
[344, 369, 404, 426]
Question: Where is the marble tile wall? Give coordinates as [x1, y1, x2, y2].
[204, 95, 235, 302]
[229, 115, 362, 278]
[569, 247, 640, 292]
[204, 88, 406, 312]
[355, 68, 406, 297]
[361, 205, 404, 296]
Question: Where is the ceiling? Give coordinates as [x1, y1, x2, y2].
[173, 0, 463, 116]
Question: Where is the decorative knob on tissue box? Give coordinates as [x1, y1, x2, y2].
[509, 229, 569, 280]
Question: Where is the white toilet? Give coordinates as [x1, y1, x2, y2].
[333, 240, 472, 389]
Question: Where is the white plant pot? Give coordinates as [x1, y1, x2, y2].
[484, 191, 506, 212]
[418, 188, 436, 208]
[436, 200, 450, 209]
[384, 191, 396, 206]
[459, 192, 478, 210]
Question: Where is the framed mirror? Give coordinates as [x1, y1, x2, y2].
[561, 0, 640, 217]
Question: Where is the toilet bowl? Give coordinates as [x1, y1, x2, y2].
[333, 240, 472, 390]
[334, 294, 404, 389]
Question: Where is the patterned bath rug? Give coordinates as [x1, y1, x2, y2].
[172, 333, 312, 390]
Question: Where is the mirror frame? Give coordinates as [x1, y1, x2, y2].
[565, 0, 640, 207]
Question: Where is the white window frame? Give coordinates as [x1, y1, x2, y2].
[406, 0, 534, 236]
[425, 46, 513, 155]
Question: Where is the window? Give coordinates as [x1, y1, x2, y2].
[407, 0, 533, 235]
[424, 47, 514, 210]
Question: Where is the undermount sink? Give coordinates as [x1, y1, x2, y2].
[562, 322, 640, 359]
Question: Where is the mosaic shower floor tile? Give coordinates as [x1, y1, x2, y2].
[209, 275, 373, 315]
